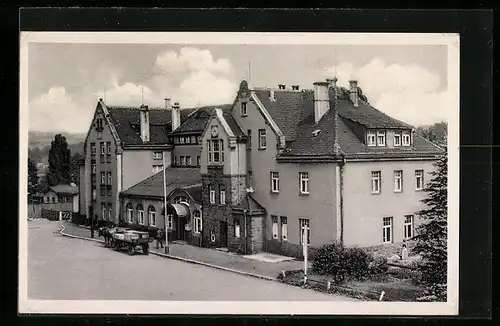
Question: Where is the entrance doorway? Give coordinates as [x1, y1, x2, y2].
[175, 216, 186, 241]
[219, 221, 228, 248]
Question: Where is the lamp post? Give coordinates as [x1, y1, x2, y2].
[163, 153, 170, 254]
[303, 226, 308, 285]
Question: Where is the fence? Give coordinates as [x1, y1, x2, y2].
[28, 203, 73, 219]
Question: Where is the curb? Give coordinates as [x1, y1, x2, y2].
[59, 224, 275, 282]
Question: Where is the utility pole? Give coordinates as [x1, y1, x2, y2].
[163, 153, 170, 254]
[303, 226, 309, 284]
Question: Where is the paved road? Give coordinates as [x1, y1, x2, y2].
[28, 219, 354, 301]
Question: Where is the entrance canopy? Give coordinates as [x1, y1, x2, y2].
[162, 203, 189, 218]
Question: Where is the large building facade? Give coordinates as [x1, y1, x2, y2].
[197, 79, 444, 257]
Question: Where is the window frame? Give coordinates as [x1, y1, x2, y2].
[193, 210, 202, 233]
[219, 188, 226, 205]
[137, 205, 144, 225]
[100, 172, 106, 185]
[272, 216, 279, 239]
[126, 204, 133, 223]
[209, 185, 216, 204]
[180, 156, 185, 166]
[367, 130, 377, 147]
[382, 217, 393, 243]
[402, 131, 411, 146]
[100, 142, 105, 155]
[153, 151, 163, 160]
[394, 132, 402, 147]
[186, 156, 192, 166]
[404, 215, 414, 239]
[299, 218, 311, 245]
[247, 129, 252, 149]
[393, 170, 403, 192]
[415, 169, 424, 191]
[270, 172, 280, 193]
[148, 206, 156, 227]
[377, 130, 386, 146]
[107, 172, 112, 185]
[299, 172, 309, 195]
[371, 171, 381, 194]
[258, 129, 267, 149]
[280, 216, 288, 241]
[241, 102, 248, 117]
[234, 218, 241, 238]
[106, 142, 112, 155]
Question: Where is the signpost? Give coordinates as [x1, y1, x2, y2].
[303, 226, 308, 285]
[163, 153, 170, 254]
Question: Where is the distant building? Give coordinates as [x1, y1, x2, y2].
[38, 184, 79, 213]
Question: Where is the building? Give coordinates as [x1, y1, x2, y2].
[80, 97, 229, 226]
[198, 79, 444, 257]
[38, 184, 79, 213]
[119, 167, 202, 246]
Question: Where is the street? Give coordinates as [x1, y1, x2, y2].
[28, 219, 353, 301]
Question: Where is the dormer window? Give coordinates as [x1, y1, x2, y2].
[377, 131, 386, 146]
[207, 139, 224, 164]
[402, 131, 411, 146]
[394, 132, 402, 147]
[367, 131, 376, 147]
[241, 102, 248, 117]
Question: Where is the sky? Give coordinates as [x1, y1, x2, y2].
[28, 43, 450, 133]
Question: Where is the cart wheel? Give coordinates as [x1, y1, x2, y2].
[128, 245, 134, 256]
[142, 244, 149, 255]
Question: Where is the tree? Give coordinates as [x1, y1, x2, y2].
[413, 148, 448, 301]
[70, 152, 84, 185]
[47, 134, 72, 186]
[416, 122, 448, 146]
[28, 158, 39, 202]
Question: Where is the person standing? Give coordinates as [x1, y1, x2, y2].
[156, 228, 164, 248]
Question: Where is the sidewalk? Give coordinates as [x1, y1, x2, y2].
[61, 222, 306, 280]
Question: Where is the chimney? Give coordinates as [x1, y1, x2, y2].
[171, 101, 181, 131]
[313, 81, 330, 123]
[291, 85, 300, 91]
[269, 89, 275, 102]
[139, 104, 150, 142]
[349, 80, 359, 107]
[278, 84, 286, 90]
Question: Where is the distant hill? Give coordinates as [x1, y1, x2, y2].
[29, 131, 86, 150]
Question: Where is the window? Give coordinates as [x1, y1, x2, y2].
[186, 156, 192, 166]
[394, 170, 403, 192]
[299, 219, 311, 245]
[108, 203, 112, 220]
[404, 215, 414, 239]
[235, 219, 241, 238]
[107, 172, 112, 185]
[402, 131, 411, 146]
[174, 196, 189, 205]
[415, 170, 424, 190]
[92, 163, 96, 174]
[394, 132, 401, 147]
[272, 216, 278, 239]
[371, 171, 381, 194]
[101, 203, 106, 219]
[209, 185, 216, 204]
[107, 187, 112, 196]
[174, 156, 178, 166]
[186, 136, 191, 144]
[180, 156, 185, 166]
[208, 139, 224, 164]
[148, 206, 156, 227]
[180, 137, 185, 144]
[377, 131, 386, 146]
[383, 217, 393, 243]
[106, 142, 111, 155]
[197, 136, 201, 144]
[197, 156, 201, 166]
[100, 142, 105, 155]
[281, 217, 288, 241]
[126, 203, 133, 223]
[100, 187, 106, 196]
[241, 102, 247, 116]
[270, 172, 279, 193]
[100, 172, 106, 185]
[367, 130, 376, 146]
[167, 213, 173, 229]
[193, 210, 202, 233]
[153, 151, 163, 160]
[220, 187, 226, 205]
[100, 155, 105, 164]
[299, 172, 309, 194]
[247, 129, 252, 149]
[258, 129, 267, 149]
[152, 165, 163, 174]
[137, 205, 144, 225]
[92, 189, 96, 200]
[191, 136, 197, 144]
[90, 143, 96, 155]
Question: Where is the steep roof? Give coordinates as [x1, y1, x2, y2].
[121, 167, 201, 198]
[171, 104, 232, 135]
[232, 194, 266, 215]
[222, 111, 246, 138]
[106, 106, 197, 146]
[42, 184, 79, 195]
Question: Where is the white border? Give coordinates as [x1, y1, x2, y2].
[19, 32, 460, 315]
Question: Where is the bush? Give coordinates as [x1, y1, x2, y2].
[312, 243, 384, 282]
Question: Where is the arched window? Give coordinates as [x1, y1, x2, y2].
[126, 203, 134, 223]
[148, 205, 156, 227]
[174, 196, 189, 205]
[137, 204, 144, 225]
[193, 210, 202, 234]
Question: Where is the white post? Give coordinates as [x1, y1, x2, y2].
[303, 226, 308, 284]
[163, 154, 169, 254]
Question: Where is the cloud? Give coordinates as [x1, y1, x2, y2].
[99, 79, 155, 107]
[155, 47, 233, 75]
[325, 58, 451, 126]
[29, 87, 94, 134]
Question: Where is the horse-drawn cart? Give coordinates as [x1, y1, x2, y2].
[108, 228, 152, 255]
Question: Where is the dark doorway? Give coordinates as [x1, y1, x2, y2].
[176, 217, 186, 241]
[219, 221, 228, 248]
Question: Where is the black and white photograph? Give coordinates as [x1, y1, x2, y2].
[19, 31, 459, 315]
